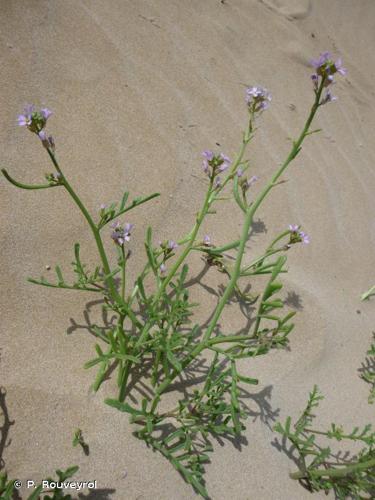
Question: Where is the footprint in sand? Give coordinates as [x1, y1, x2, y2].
[259, 0, 312, 20]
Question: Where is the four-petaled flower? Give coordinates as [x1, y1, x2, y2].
[201, 150, 232, 180]
[321, 89, 338, 105]
[289, 224, 310, 245]
[299, 231, 310, 245]
[111, 221, 134, 246]
[240, 174, 259, 193]
[41, 108, 53, 120]
[167, 240, 178, 250]
[246, 86, 272, 112]
[17, 104, 35, 127]
[218, 153, 231, 172]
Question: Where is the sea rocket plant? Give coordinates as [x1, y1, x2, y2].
[2, 53, 352, 499]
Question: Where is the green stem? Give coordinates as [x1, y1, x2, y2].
[134, 180, 215, 350]
[290, 457, 375, 480]
[46, 149, 142, 329]
[115, 181, 215, 401]
[150, 80, 326, 411]
[27, 278, 102, 293]
[241, 246, 286, 274]
[207, 335, 254, 345]
[2, 168, 61, 190]
[121, 246, 126, 300]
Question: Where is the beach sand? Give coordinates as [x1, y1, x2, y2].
[1, 0, 375, 498]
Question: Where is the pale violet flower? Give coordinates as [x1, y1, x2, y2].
[38, 130, 55, 151]
[17, 104, 35, 127]
[247, 175, 259, 188]
[203, 235, 211, 245]
[334, 58, 347, 76]
[321, 89, 338, 105]
[299, 231, 310, 244]
[41, 108, 53, 120]
[289, 224, 299, 232]
[310, 51, 332, 70]
[167, 240, 178, 250]
[202, 150, 214, 161]
[160, 263, 167, 275]
[246, 86, 272, 111]
[214, 176, 221, 188]
[218, 153, 231, 172]
[111, 222, 134, 246]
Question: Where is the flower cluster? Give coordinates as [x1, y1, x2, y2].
[289, 224, 310, 245]
[17, 104, 55, 150]
[202, 150, 231, 184]
[245, 86, 272, 112]
[310, 52, 347, 104]
[110, 221, 134, 246]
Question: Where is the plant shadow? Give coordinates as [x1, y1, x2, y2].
[78, 489, 116, 499]
[0, 386, 15, 471]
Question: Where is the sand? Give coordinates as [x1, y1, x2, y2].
[1, 0, 375, 498]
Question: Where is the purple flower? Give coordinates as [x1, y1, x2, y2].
[202, 160, 209, 175]
[160, 263, 167, 275]
[236, 167, 243, 177]
[17, 104, 35, 127]
[289, 224, 299, 232]
[321, 89, 338, 105]
[218, 153, 231, 172]
[246, 86, 272, 111]
[110, 222, 134, 246]
[202, 150, 214, 161]
[299, 231, 310, 244]
[203, 235, 211, 245]
[214, 176, 221, 188]
[38, 130, 55, 151]
[100, 203, 107, 210]
[40, 108, 52, 120]
[311, 73, 319, 90]
[310, 51, 332, 70]
[247, 175, 259, 187]
[220, 154, 230, 162]
[242, 175, 259, 191]
[167, 240, 178, 250]
[334, 58, 347, 76]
